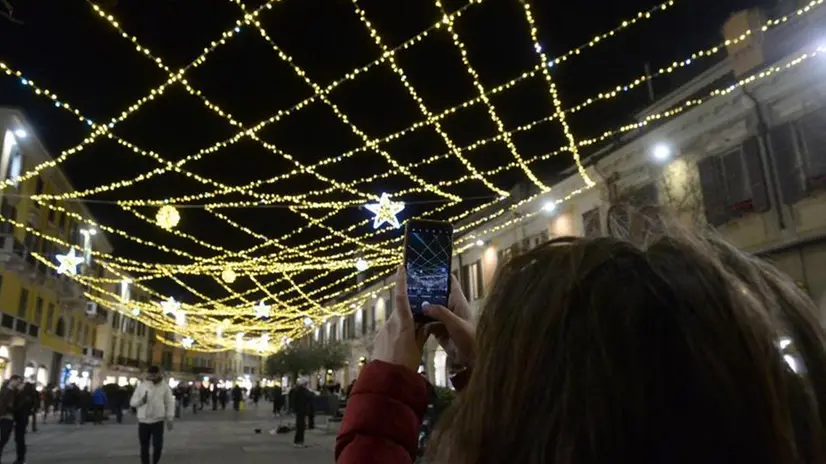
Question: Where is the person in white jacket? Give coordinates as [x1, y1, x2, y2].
[130, 366, 175, 464]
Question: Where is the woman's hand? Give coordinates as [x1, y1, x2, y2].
[423, 275, 476, 368]
[372, 266, 431, 372]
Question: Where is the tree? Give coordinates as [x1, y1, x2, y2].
[265, 341, 351, 382]
[319, 341, 351, 372]
[266, 343, 320, 382]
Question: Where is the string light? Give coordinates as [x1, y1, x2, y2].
[5, 0, 817, 342]
[521, 0, 594, 188]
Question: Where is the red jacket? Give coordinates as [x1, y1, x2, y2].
[336, 361, 428, 463]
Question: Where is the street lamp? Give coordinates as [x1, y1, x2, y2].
[652, 143, 673, 161]
[542, 201, 556, 214]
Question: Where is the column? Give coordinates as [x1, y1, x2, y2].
[9, 345, 25, 377]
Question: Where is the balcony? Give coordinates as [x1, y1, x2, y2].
[84, 303, 108, 326]
[113, 355, 147, 370]
[0, 234, 29, 272]
[82, 347, 105, 367]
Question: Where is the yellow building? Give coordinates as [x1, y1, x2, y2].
[0, 109, 111, 389]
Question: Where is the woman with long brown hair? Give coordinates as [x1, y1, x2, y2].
[337, 230, 826, 463]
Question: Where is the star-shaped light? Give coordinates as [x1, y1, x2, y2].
[365, 193, 404, 229]
[55, 248, 84, 275]
[175, 310, 186, 327]
[303, 317, 313, 327]
[182, 337, 194, 349]
[254, 301, 271, 318]
[131, 307, 141, 317]
[159, 297, 181, 316]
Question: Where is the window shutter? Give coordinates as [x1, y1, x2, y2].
[770, 123, 805, 204]
[582, 208, 601, 238]
[697, 156, 727, 226]
[722, 149, 749, 210]
[742, 136, 770, 212]
[798, 110, 826, 181]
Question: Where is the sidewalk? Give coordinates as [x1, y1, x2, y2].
[1, 405, 336, 463]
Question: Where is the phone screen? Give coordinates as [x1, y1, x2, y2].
[405, 223, 453, 319]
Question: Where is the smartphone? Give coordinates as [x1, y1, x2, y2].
[403, 219, 454, 324]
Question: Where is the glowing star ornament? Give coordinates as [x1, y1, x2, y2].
[160, 297, 181, 316]
[303, 317, 313, 327]
[364, 193, 404, 229]
[131, 307, 141, 317]
[221, 267, 237, 284]
[155, 205, 180, 230]
[175, 310, 186, 327]
[182, 337, 194, 349]
[254, 301, 271, 318]
[55, 248, 84, 275]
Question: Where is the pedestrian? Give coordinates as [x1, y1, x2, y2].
[272, 384, 283, 416]
[210, 385, 218, 411]
[0, 375, 22, 461]
[130, 366, 175, 464]
[288, 378, 313, 448]
[231, 384, 242, 412]
[42, 386, 54, 423]
[92, 386, 107, 425]
[27, 382, 40, 432]
[219, 388, 227, 410]
[114, 387, 126, 424]
[13, 381, 35, 463]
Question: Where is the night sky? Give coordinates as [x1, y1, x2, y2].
[0, 0, 768, 311]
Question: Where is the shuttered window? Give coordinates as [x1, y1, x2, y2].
[697, 135, 769, 226]
[796, 109, 826, 187]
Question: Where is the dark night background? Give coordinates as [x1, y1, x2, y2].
[0, 0, 770, 309]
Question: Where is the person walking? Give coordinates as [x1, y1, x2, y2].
[272, 384, 283, 416]
[130, 366, 175, 464]
[92, 386, 107, 425]
[231, 384, 242, 412]
[289, 378, 312, 448]
[12, 381, 35, 463]
[26, 382, 39, 432]
[0, 376, 22, 461]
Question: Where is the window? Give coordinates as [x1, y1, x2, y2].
[91, 328, 97, 346]
[34, 297, 43, 326]
[112, 312, 120, 329]
[460, 264, 470, 297]
[582, 207, 601, 237]
[17, 288, 29, 318]
[58, 211, 66, 230]
[47, 201, 57, 224]
[45, 304, 55, 331]
[1, 198, 17, 225]
[68, 316, 75, 341]
[7, 143, 22, 186]
[698, 136, 769, 226]
[35, 178, 44, 196]
[55, 317, 65, 337]
[468, 260, 483, 300]
[533, 231, 549, 248]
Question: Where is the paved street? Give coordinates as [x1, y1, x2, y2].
[1, 405, 336, 463]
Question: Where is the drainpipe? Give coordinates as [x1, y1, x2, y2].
[741, 88, 786, 230]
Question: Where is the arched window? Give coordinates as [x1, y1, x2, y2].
[55, 317, 66, 337]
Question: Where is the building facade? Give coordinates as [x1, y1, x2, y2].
[302, 2, 826, 388]
[0, 109, 114, 389]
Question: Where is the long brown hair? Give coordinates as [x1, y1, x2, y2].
[428, 229, 826, 463]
